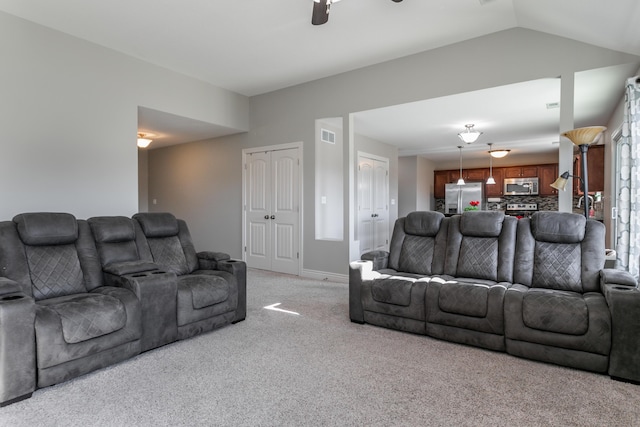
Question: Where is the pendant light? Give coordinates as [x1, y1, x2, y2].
[456, 145, 465, 185]
[486, 143, 496, 185]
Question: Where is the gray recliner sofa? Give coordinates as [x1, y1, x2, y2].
[350, 210, 640, 383]
[0, 211, 246, 406]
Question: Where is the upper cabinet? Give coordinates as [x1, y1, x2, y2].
[504, 166, 538, 178]
[538, 164, 559, 196]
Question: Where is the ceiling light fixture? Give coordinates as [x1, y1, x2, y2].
[489, 148, 510, 158]
[457, 146, 465, 186]
[457, 124, 482, 144]
[312, 0, 402, 25]
[486, 143, 496, 185]
[137, 133, 153, 148]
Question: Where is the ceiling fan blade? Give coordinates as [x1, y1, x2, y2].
[392, 0, 403, 2]
[312, 0, 330, 26]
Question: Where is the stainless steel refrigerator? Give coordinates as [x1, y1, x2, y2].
[444, 182, 484, 214]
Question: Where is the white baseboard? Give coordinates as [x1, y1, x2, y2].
[301, 269, 348, 283]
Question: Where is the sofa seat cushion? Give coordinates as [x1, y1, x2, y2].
[176, 275, 238, 326]
[426, 279, 508, 336]
[438, 281, 489, 318]
[34, 287, 141, 370]
[504, 284, 611, 356]
[371, 277, 413, 306]
[362, 276, 428, 322]
[181, 274, 229, 309]
[522, 289, 588, 335]
[40, 293, 127, 344]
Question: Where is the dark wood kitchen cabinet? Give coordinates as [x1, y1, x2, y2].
[485, 167, 503, 197]
[504, 165, 538, 178]
[434, 170, 450, 199]
[538, 163, 559, 196]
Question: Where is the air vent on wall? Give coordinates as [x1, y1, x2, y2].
[321, 128, 336, 144]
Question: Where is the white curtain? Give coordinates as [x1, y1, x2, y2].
[615, 76, 640, 277]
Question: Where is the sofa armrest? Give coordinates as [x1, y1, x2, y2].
[602, 283, 640, 383]
[216, 259, 247, 323]
[349, 260, 383, 323]
[197, 251, 231, 270]
[0, 277, 23, 296]
[361, 250, 390, 271]
[601, 268, 638, 289]
[0, 278, 36, 406]
[104, 271, 178, 352]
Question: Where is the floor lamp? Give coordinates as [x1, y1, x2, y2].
[552, 126, 606, 218]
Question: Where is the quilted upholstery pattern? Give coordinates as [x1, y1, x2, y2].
[180, 275, 230, 309]
[438, 282, 489, 318]
[371, 277, 414, 306]
[26, 245, 86, 300]
[522, 289, 588, 335]
[532, 241, 582, 292]
[398, 235, 435, 275]
[49, 294, 127, 343]
[148, 236, 189, 275]
[456, 237, 498, 281]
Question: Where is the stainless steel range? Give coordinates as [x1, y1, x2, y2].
[505, 203, 538, 219]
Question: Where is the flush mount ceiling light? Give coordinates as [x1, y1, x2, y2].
[457, 124, 482, 144]
[312, 0, 402, 25]
[137, 133, 153, 148]
[489, 148, 510, 158]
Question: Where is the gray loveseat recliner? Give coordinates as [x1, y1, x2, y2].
[0, 211, 246, 406]
[350, 210, 640, 383]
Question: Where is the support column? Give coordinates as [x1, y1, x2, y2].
[558, 73, 575, 213]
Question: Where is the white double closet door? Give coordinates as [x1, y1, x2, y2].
[357, 153, 389, 255]
[244, 146, 300, 275]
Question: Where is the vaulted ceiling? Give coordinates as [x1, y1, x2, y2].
[3, 0, 640, 159]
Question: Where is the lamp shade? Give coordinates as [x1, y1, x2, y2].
[489, 149, 510, 158]
[486, 176, 496, 185]
[550, 171, 571, 191]
[561, 126, 606, 146]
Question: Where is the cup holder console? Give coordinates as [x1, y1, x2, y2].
[613, 286, 636, 291]
[1, 295, 24, 301]
[131, 271, 167, 278]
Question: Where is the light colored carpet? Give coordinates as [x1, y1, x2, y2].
[2, 269, 639, 426]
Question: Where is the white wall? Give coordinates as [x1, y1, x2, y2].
[149, 28, 639, 276]
[0, 11, 248, 220]
[398, 157, 418, 217]
[6, 9, 638, 277]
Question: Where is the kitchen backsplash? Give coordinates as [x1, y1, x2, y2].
[434, 195, 559, 213]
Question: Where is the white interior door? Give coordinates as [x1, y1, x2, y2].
[245, 147, 300, 275]
[357, 154, 389, 255]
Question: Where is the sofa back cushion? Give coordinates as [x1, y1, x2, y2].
[133, 212, 199, 276]
[444, 212, 517, 283]
[514, 212, 604, 293]
[388, 211, 448, 275]
[88, 216, 140, 266]
[13, 213, 91, 300]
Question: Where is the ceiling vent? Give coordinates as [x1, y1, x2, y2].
[321, 128, 336, 144]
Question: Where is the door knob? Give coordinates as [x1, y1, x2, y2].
[270, 215, 275, 220]
[264, 215, 269, 220]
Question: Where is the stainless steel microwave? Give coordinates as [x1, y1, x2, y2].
[504, 177, 539, 195]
